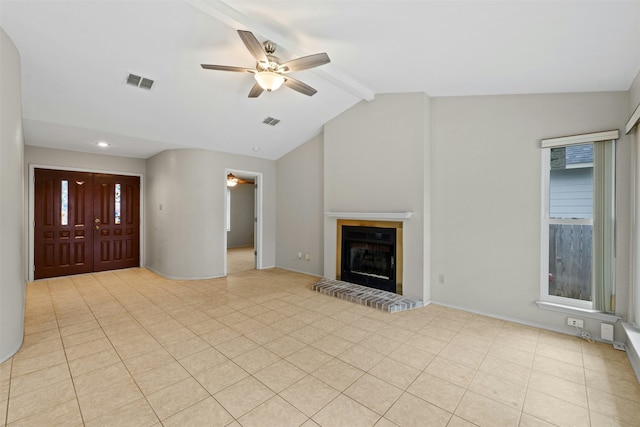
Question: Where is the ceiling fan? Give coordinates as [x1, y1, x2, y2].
[227, 173, 254, 187]
[201, 30, 330, 98]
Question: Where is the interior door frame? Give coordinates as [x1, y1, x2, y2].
[28, 164, 144, 282]
[224, 168, 263, 275]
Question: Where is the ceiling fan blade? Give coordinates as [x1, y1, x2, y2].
[283, 76, 317, 96]
[280, 52, 330, 73]
[237, 30, 268, 63]
[201, 64, 254, 73]
[248, 82, 264, 98]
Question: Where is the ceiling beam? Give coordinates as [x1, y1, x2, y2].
[184, 0, 375, 101]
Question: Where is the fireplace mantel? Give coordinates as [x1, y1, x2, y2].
[325, 212, 413, 221]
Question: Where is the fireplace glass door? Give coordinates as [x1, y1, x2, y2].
[341, 226, 396, 293]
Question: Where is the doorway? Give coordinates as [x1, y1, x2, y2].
[33, 168, 140, 279]
[225, 170, 261, 274]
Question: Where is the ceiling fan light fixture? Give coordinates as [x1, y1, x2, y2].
[201, 30, 329, 98]
[227, 173, 238, 187]
[254, 71, 285, 92]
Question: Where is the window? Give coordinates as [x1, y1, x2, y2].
[114, 183, 121, 224]
[541, 131, 617, 312]
[61, 180, 69, 225]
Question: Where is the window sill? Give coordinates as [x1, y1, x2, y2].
[622, 322, 640, 349]
[621, 322, 640, 382]
[536, 300, 621, 322]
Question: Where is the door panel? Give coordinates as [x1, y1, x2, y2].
[92, 174, 140, 272]
[34, 169, 93, 279]
[34, 169, 140, 279]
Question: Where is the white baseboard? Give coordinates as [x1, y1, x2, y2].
[432, 300, 577, 335]
[431, 300, 627, 346]
[144, 266, 225, 281]
[274, 266, 322, 277]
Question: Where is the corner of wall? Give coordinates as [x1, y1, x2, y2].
[629, 69, 640, 112]
[622, 323, 640, 382]
[423, 92, 433, 302]
[0, 28, 26, 362]
[275, 134, 325, 276]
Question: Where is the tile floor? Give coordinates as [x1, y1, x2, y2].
[1, 249, 639, 426]
[226, 247, 255, 275]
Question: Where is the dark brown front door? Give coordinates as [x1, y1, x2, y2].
[34, 169, 140, 279]
[92, 173, 140, 272]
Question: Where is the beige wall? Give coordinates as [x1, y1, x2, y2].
[431, 91, 630, 337]
[145, 149, 276, 279]
[276, 134, 324, 275]
[0, 29, 25, 362]
[323, 93, 431, 300]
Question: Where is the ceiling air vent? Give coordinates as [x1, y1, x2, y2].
[126, 73, 154, 90]
[262, 117, 280, 126]
[139, 78, 154, 90]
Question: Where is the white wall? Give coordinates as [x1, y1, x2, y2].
[0, 29, 26, 362]
[227, 183, 254, 248]
[276, 134, 324, 275]
[274, 90, 634, 341]
[626, 69, 640, 380]
[430, 92, 630, 338]
[323, 93, 431, 300]
[146, 149, 275, 279]
[630, 69, 640, 111]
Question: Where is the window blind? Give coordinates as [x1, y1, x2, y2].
[541, 130, 619, 149]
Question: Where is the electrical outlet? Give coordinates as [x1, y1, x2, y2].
[567, 317, 584, 328]
[304, 253, 311, 261]
[601, 323, 614, 341]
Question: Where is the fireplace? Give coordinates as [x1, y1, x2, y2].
[337, 220, 403, 294]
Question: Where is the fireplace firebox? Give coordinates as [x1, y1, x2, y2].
[340, 225, 397, 293]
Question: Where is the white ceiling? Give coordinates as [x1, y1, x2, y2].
[1, 0, 639, 160]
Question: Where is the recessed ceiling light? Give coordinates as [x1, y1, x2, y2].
[252, 146, 261, 152]
[97, 141, 109, 148]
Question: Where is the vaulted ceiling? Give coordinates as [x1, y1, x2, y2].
[1, 0, 639, 160]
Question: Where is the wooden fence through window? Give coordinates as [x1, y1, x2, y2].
[548, 224, 592, 301]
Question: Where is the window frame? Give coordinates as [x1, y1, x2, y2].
[540, 130, 618, 311]
[541, 148, 594, 309]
